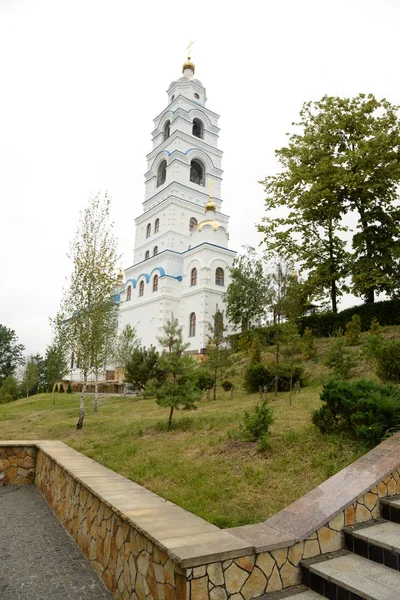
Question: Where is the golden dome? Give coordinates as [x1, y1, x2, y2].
[205, 198, 216, 212]
[182, 60, 195, 74]
[197, 220, 220, 232]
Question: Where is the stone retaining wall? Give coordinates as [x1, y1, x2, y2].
[1, 434, 400, 599]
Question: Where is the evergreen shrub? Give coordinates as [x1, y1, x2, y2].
[241, 399, 274, 442]
[312, 379, 400, 446]
[375, 340, 400, 383]
[345, 314, 362, 345]
[244, 362, 304, 393]
[221, 380, 233, 391]
[67, 383, 72, 393]
[324, 332, 356, 379]
[54, 384, 58, 393]
[193, 371, 214, 391]
[59, 383, 65, 393]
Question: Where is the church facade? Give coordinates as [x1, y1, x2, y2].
[118, 58, 236, 353]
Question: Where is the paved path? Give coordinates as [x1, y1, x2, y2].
[0, 485, 113, 600]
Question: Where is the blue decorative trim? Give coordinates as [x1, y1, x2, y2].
[183, 148, 215, 168]
[150, 266, 165, 277]
[149, 150, 172, 172]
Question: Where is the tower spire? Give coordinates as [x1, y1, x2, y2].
[182, 40, 195, 78]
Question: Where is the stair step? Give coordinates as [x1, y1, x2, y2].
[381, 496, 400, 523]
[302, 551, 400, 599]
[263, 586, 324, 599]
[345, 520, 400, 569]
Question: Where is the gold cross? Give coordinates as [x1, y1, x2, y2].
[186, 40, 194, 59]
[208, 180, 215, 198]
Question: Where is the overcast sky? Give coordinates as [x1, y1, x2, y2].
[0, 0, 399, 356]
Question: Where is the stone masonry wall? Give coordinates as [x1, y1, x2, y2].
[35, 450, 187, 600]
[0, 445, 36, 484]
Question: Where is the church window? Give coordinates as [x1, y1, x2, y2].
[154, 218, 160, 233]
[192, 118, 204, 139]
[190, 159, 205, 186]
[171, 95, 175, 101]
[194, 93, 200, 100]
[127, 285, 132, 301]
[157, 160, 167, 187]
[214, 311, 223, 334]
[189, 312, 196, 337]
[190, 268, 197, 286]
[215, 267, 224, 286]
[163, 120, 170, 141]
[145, 250, 150, 260]
[139, 281, 144, 297]
[153, 275, 158, 292]
[153, 246, 158, 256]
[146, 223, 151, 238]
[189, 217, 197, 231]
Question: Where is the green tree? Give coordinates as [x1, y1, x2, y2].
[259, 94, 400, 308]
[302, 327, 317, 359]
[59, 192, 120, 426]
[125, 346, 160, 391]
[45, 339, 68, 405]
[224, 246, 272, 331]
[205, 311, 232, 400]
[21, 355, 39, 400]
[271, 262, 308, 323]
[147, 316, 200, 428]
[0, 376, 19, 403]
[345, 314, 362, 345]
[114, 325, 140, 395]
[0, 325, 25, 386]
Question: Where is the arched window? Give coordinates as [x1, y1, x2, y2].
[127, 285, 132, 301]
[145, 250, 150, 260]
[189, 312, 196, 337]
[157, 160, 167, 187]
[153, 275, 158, 292]
[214, 311, 223, 334]
[190, 268, 197, 286]
[190, 159, 205, 186]
[146, 223, 151, 238]
[153, 246, 158, 256]
[215, 267, 224, 286]
[163, 120, 170, 141]
[139, 281, 144, 297]
[189, 217, 198, 231]
[192, 118, 204, 139]
[154, 218, 160, 233]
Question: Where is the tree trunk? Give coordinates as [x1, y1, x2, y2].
[94, 379, 99, 412]
[77, 377, 86, 429]
[366, 288, 375, 304]
[274, 341, 280, 397]
[331, 279, 337, 314]
[328, 220, 338, 314]
[289, 360, 293, 407]
[168, 405, 174, 429]
[52, 382, 56, 406]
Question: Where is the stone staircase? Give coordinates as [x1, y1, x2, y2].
[265, 496, 400, 600]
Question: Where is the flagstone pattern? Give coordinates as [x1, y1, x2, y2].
[1, 433, 400, 599]
[0, 444, 36, 484]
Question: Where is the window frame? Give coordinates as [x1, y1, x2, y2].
[139, 281, 144, 297]
[215, 267, 224, 286]
[190, 268, 197, 286]
[189, 312, 196, 337]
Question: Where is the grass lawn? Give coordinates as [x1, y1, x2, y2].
[0, 384, 365, 528]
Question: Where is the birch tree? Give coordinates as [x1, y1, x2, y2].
[59, 191, 120, 426]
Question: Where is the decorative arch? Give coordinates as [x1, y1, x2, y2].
[145, 250, 150, 260]
[192, 118, 204, 139]
[139, 281, 144, 297]
[154, 218, 160, 233]
[187, 108, 212, 128]
[215, 267, 224, 286]
[153, 274, 159, 292]
[190, 268, 197, 286]
[163, 120, 170, 141]
[153, 246, 158, 256]
[190, 159, 205, 186]
[126, 285, 132, 301]
[157, 160, 167, 187]
[146, 223, 151, 238]
[189, 217, 198, 231]
[184, 147, 215, 170]
[189, 312, 196, 337]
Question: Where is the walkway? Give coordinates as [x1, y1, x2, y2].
[0, 485, 113, 600]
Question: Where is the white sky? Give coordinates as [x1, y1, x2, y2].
[0, 0, 399, 356]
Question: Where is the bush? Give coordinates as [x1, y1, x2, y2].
[67, 383, 72, 394]
[243, 362, 304, 393]
[249, 337, 262, 364]
[345, 314, 361, 345]
[0, 376, 19, 404]
[59, 383, 65, 393]
[375, 340, 400, 383]
[312, 379, 400, 446]
[302, 326, 316, 358]
[241, 399, 274, 442]
[221, 380, 233, 391]
[369, 317, 382, 335]
[324, 332, 356, 379]
[193, 371, 214, 391]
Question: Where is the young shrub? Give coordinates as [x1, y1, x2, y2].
[241, 399, 274, 446]
[249, 336, 262, 364]
[66, 383, 72, 394]
[375, 340, 400, 383]
[345, 314, 362, 345]
[302, 326, 316, 359]
[59, 383, 65, 393]
[221, 380, 233, 391]
[244, 364, 272, 393]
[369, 317, 382, 335]
[194, 371, 214, 391]
[324, 331, 356, 379]
[244, 362, 304, 393]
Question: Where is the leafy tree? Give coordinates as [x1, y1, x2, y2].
[0, 325, 25, 386]
[271, 262, 308, 323]
[114, 325, 140, 395]
[205, 311, 232, 400]
[59, 191, 120, 426]
[0, 376, 19, 403]
[147, 316, 200, 428]
[224, 246, 272, 331]
[125, 346, 160, 391]
[21, 355, 39, 400]
[45, 339, 68, 405]
[259, 94, 400, 308]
